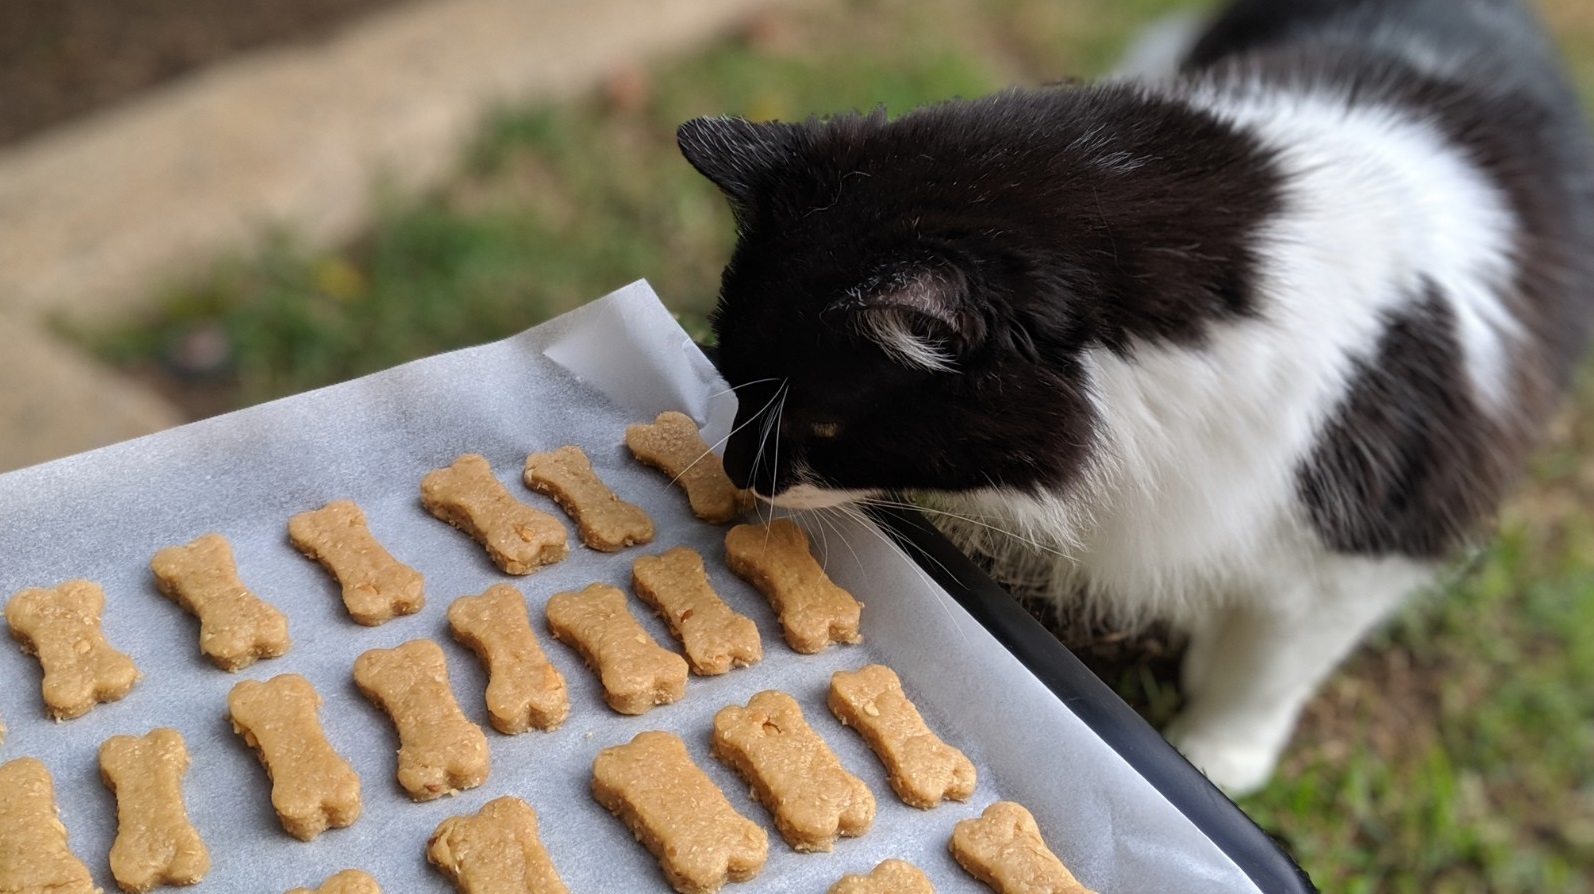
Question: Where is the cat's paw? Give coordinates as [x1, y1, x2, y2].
[1162, 717, 1280, 798]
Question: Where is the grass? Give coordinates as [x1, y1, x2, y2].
[75, 0, 1594, 890]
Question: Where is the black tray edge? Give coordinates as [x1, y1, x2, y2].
[864, 503, 1319, 894]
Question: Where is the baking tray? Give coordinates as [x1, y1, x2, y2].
[0, 281, 1311, 892]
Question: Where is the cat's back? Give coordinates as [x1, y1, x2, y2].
[1186, 0, 1571, 105]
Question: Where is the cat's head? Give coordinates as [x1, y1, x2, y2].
[678, 111, 1100, 509]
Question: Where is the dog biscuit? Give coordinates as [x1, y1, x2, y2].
[723, 519, 862, 653]
[631, 547, 761, 675]
[354, 639, 490, 800]
[427, 796, 568, 894]
[285, 869, 382, 894]
[949, 801, 1095, 894]
[0, 757, 97, 894]
[99, 728, 209, 892]
[150, 533, 290, 670]
[288, 499, 424, 625]
[712, 690, 875, 851]
[591, 730, 767, 894]
[524, 445, 654, 551]
[421, 453, 568, 574]
[545, 583, 687, 715]
[448, 584, 569, 734]
[827, 859, 935, 894]
[829, 664, 976, 808]
[228, 674, 362, 840]
[624, 411, 753, 523]
[6, 579, 139, 720]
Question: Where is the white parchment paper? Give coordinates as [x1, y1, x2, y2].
[0, 281, 1260, 893]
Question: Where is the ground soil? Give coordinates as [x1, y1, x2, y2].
[0, 0, 413, 146]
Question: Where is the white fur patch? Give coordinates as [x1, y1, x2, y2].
[1181, 78, 1523, 414]
[767, 483, 877, 510]
[855, 308, 957, 372]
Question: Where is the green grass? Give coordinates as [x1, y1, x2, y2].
[76, 0, 1184, 403]
[75, 0, 1594, 890]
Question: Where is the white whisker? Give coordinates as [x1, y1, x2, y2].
[856, 496, 1073, 561]
[670, 380, 786, 492]
[706, 376, 784, 401]
[829, 502, 971, 646]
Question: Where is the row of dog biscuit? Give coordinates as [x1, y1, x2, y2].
[430, 793, 1094, 894]
[0, 661, 983, 894]
[441, 672, 1094, 894]
[429, 664, 983, 894]
[423, 410, 753, 570]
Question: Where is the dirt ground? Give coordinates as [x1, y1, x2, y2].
[0, 0, 412, 145]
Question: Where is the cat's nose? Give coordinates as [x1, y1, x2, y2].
[724, 439, 789, 497]
[722, 434, 756, 491]
[722, 425, 797, 498]
[723, 379, 798, 496]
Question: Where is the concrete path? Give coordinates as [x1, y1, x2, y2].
[0, 0, 785, 473]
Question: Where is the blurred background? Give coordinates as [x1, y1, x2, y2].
[2, 0, 1591, 889]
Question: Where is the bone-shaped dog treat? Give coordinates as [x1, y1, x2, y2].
[421, 453, 568, 574]
[0, 757, 97, 894]
[150, 533, 290, 671]
[949, 801, 1096, 894]
[448, 584, 569, 734]
[711, 690, 875, 852]
[545, 583, 687, 715]
[285, 869, 383, 894]
[228, 674, 362, 840]
[723, 519, 862, 653]
[631, 546, 761, 675]
[354, 639, 489, 800]
[99, 728, 209, 892]
[624, 411, 753, 524]
[591, 730, 767, 894]
[288, 499, 424, 625]
[7, 579, 140, 720]
[829, 664, 976, 808]
[827, 859, 935, 894]
[427, 796, 568, 894]
[524, 445, 654, 552]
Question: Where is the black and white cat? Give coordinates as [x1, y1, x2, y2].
[677, 0, 1594, 795]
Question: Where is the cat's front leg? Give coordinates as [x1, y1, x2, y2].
[1163, 556, 1434, 796]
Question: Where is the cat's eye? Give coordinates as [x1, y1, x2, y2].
[809, 421, 841, 438]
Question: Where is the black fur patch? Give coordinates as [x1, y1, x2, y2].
[691, 86, 1284, 498]
[1297, 282, 1503, 559]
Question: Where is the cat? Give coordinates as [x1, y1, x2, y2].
[675, 0, 1594, 796]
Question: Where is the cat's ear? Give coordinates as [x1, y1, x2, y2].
[677, 116, 803, 210]
[829, 265, 981, 372]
